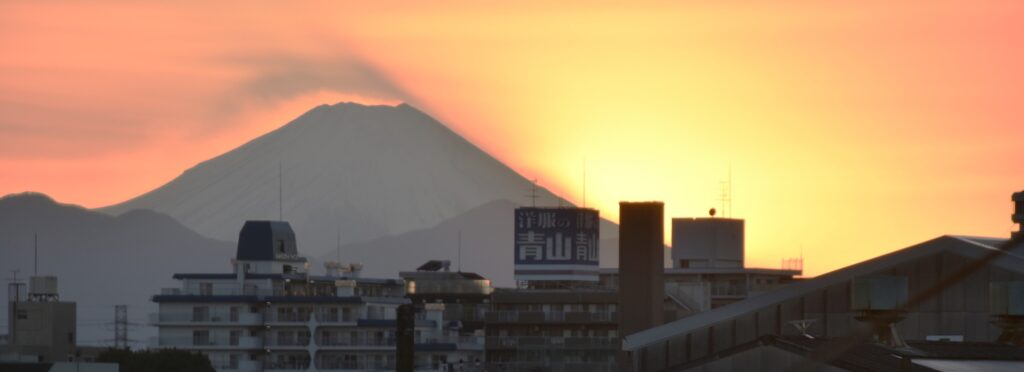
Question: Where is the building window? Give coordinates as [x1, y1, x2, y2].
[192, 330, 210, 346]
[199, 282, 213, 296]
[193, 306, 210, 322]
[16, 310, 28, 319]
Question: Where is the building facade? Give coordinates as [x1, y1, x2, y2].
[150, 220, 483, 372]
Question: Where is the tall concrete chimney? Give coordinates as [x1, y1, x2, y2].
[619, 202, 665, 371]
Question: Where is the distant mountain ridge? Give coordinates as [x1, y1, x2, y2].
[100, 102, 609, 265]
[0, 192, 233, 347]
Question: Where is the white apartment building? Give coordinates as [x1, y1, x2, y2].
[150, 220, 484, 371]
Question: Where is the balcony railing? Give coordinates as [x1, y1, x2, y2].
[210, 359, 261, 372]
[313, 360, 398, 370]
[150, 335, 262, 349]
[265, 312, 313, 323]
[264, 336, 312, 348]
[485, 311, 617, 323]
[149, 312, 263, 325]
[486, 336, 619, 350]
[263, 361, 311, 371]
[486, 362, 613, 372]
[315, 313, 357, 323]
[710, 284, 747, 297]
[317, 336, 396, 347]
[160, 287, 277, 297]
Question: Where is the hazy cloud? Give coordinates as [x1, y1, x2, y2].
[233, 54, 412, 104]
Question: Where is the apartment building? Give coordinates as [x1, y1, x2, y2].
[150, 220, 482, 371]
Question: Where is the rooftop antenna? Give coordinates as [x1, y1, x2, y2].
[582, 158, 587, 208]
[34, 233, 38, 276]
[527, 178, 541, 207]
[717, 167, 733, 218]
[457, 231, 463, 273]
[278, 160, 284, 221]
[789, 319, 817, 339]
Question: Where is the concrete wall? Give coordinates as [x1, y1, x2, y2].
[7, 301, 75, 363]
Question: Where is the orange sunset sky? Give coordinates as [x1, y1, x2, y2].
[1, 1, 1022, 277]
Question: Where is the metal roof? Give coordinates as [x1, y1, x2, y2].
[913, 359, 1024, 372]
[622, 235, 1023, 351]
[679, 335, 1024, 372]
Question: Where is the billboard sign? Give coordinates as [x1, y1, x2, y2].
[514, 207, 600, 279]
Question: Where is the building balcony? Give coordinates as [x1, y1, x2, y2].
[485, 336, 619, 350]
[159, 287, 277, 297]
[265, 313, 312, 323]
[263, 361, 311, 372]
[149, 312, 263, 326]
[317, 336, 397, 348]
[150, 335, 262, 349]
[264, 336, 312, 349]
[486, 362, 612, 372]
[313, 361, 399, 371]
[315, 313, 357, 324]
[211, 360, 261, 372]
[710, 285, 747, 298]
[484, 311, 617, 324]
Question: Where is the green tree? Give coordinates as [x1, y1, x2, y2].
[97, 348, 215, 372]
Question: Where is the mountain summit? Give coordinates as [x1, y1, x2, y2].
[102, 102, 570, 258]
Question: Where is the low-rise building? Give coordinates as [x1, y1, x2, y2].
[2, 276, 117, 371]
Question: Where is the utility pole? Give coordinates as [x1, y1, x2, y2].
[114, 305, 128, 349]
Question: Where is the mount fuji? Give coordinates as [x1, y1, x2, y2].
[102, 102, 619, 282]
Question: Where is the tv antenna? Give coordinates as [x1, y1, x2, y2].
[582, 158, 587, 208]
[526, 178, 541, 207]
[457, 230, 463, 273]
[336, 228, 342, 263]
[278, 160, 284, 221]
[717, 166, 733, 218]
[789, 319, 817, 339]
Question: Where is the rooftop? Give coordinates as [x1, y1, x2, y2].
[623, 235, 1024, 351]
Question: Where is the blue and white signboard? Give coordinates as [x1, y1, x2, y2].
[514, 207, 600, 282]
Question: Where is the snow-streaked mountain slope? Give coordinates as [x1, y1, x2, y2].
[102, 102, 581, 257]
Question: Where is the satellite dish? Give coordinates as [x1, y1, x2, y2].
[709, 208, 717, 217]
